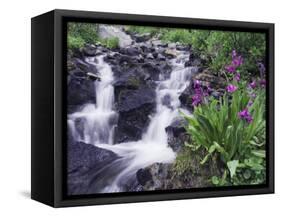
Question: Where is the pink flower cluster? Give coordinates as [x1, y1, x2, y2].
[225, 50, 243, 74]
[191, 80, 211, 107]
[238, 108, 253, 123]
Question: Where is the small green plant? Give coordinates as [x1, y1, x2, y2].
[67, 35, 85, 50]
[101, 37, 119, 49]
[68, 22, 98, 46]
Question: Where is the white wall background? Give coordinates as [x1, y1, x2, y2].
[0, 0, 279, 216]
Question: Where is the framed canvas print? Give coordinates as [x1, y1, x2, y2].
[31, 9, 274, 207]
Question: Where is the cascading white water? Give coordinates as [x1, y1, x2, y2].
[68, 52, 194, 193]
[68, 55, 117, 145]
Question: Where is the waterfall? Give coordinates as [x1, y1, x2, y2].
[68, 55, 117, 145]
[68, 52, 194, 193]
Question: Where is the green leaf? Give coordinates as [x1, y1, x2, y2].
[227, 160, 239, 178]
[251, 150, 266, 158]
[200, 153, 211, 165]
[211, 176, 219, 185]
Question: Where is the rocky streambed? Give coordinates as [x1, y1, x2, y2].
[67, 26, 226, 194]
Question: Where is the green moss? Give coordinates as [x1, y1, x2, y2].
[173, 146, 202, 176]
[172, 144, 224, 187]
[100, 37, 119, 49]
[127, 76, 141, 88]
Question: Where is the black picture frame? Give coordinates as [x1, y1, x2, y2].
[31, 9, 274, 207]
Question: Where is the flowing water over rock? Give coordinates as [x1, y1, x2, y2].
[68, 56, 117, 146]
[68, 36, 197, 193]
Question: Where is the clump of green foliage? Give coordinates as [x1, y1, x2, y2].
[67, 22, 119, 50]
[68, 22, 99, 49]
[180, 49, 266, 185]
[203, 31, 265, 75]
[182, 86, 266, 185]
[67, 35, 85, 50]
[160, 29, 209, 50]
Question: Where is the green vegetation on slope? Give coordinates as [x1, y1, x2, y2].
[67, 22, 119, 50]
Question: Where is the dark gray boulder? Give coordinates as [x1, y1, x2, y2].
[165, 118, 190, 153]
[114, 86, 156, 143]
[82, 44, 96, 56]
[179, 84, 194, 110]
[67, 75, 96, 106]
[67, 141, 118, 195]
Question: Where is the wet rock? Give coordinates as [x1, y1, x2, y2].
[164, 48, 180, 58]
[134, 33, 151, 43]
[141, 62, 161, 80]
[161, 94, 172, 108]
[176, 44, 191, 51]
[116, 87, 155, 112]
[136, 168, 153, 185]
[120, 47, 141, 56]
[68, 141, 118, 195]
[87, 72, 101, 81]
[114, 86, 156, 143]
[68, 68, 86, 78]
[146, 53, 154, 59]
[70, 57, 99, 75]
[136, 163, 171, 190]
[166, 118, 190, 153]
[67, 75, 96, 106]
[114, 102, 155, 143]
[194, 71, 226, 89]
[138, 42, 152, 53]
[157, 53, 166, 61]
[83, 44, 96, 56]
[179, 84, 194, 110]
[152, 40, 167, 47]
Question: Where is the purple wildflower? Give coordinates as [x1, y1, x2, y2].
[249, 81, 257, 89]
[232, 56, 243, 67]
[226, 84, 238, 93]
[193, 80, 201, 89]
[234, 73, 240, 81]
[225, 65, 236, 73]
[247, 100, 253, 107]
[225, 50, 243, 76]
[192, 94, 202, 107]
[238, 108, 253, 123]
